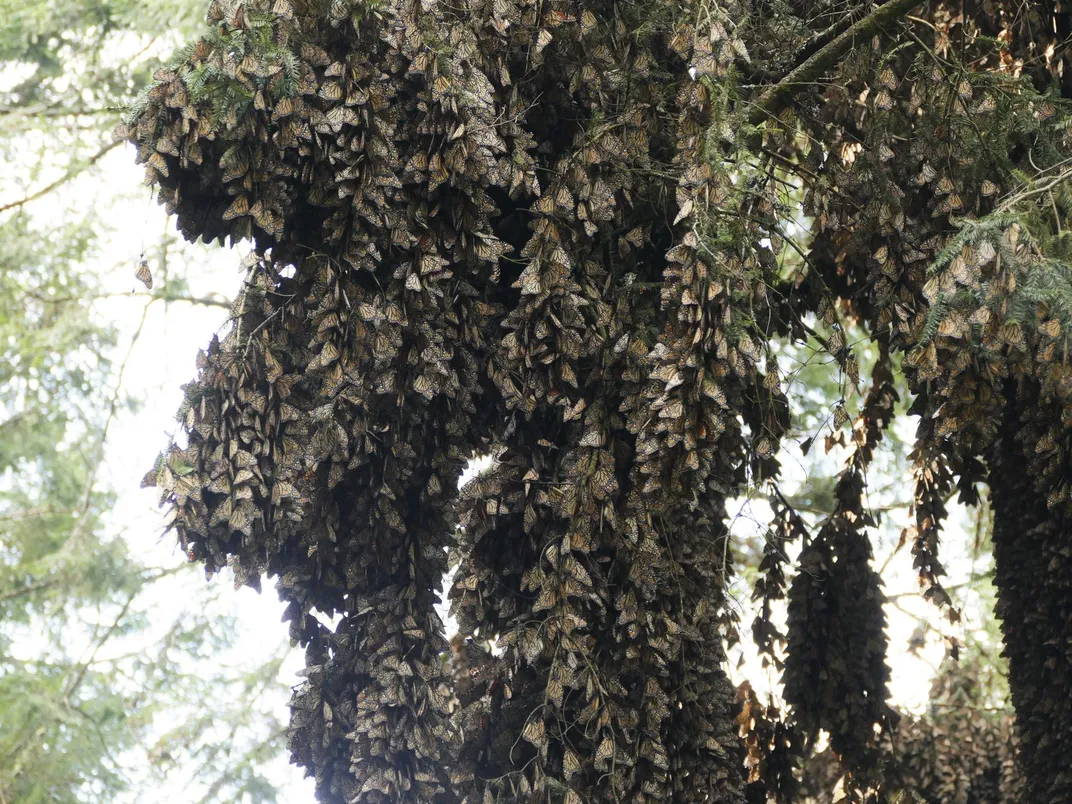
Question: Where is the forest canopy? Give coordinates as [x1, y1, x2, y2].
[121, 0, 1072, 801]
[0, 2, 305, 800]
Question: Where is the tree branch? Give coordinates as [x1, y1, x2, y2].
[59, 301, 150, 558]
[0, 507, 73, 522]
[747, 0, 923, 126]
[0, 140, 122, 214]
[27, 289, 233, 310]
[0, 579, 62, 603]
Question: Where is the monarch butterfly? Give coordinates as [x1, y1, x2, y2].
[326, 106, 357, 133]
[319, 81, 343, 101]
[432, 74, 452, 100]
[846, 354, 860, 385]
[975, 240, 996, 264]
[301, 44, 331, 67]
[580, 8, 597, 35]
[374, 371, 396, 396]
[328, 0, 350, 24]
[222, 195, 250, 220]
[702, 378, 727, 407]
[546, 675, 564, 707]
[832, 404, 849, 430]
[878, 67, 898, 90]
[592, 466, 615, 498]
[567, 529, 596, 553]
[274, 96, 296, 119]
[155, 136, 179, 157]
[319, 340, 339, 366]
[828, 328, 845, 353]
[980, 179, 999, 197]
[358, 302, 384, 323]
[517, 268, 542, 295]
[948, 254, 968, 283]
[873, 90, 894, 111]
[534, 193, 556, 214]
[1040, 319, 1062, 341]
[563, 748, 581, 778]
[372, 333, 393, 361]
[135, 258, 153, 289]
[943, 194, 964, 213]
[659, 399, 684, 419]
[938, 312, 965, 338]
[522, 717, 546, 747]
[146, 151, 169, 177]
[412, 372, 434, 398]
[595, 736, 615, 765]
[250, 201, 274, 232]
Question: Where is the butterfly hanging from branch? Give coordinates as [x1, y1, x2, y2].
[135, 255, 153, 290]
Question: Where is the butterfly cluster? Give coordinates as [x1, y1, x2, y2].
[787, 5, 1072, 799]
[124, 0, 779, 801]
[123, 0, 1072, 801]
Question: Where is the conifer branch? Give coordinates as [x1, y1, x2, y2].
[748, 0, 922, 125]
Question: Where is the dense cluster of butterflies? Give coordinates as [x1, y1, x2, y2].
[791, 8, 1072, 799]
[890, 660, 1023, 804]
[786, 658, 1022, 804]
[121, 0, 1072, 801]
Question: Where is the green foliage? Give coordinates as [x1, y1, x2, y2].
[0, 0, 294, 801]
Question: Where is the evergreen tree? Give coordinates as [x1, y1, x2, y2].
[126, 0, 1072, 801]
[0, 2, 296, 801]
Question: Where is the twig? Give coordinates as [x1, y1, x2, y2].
[0, 507, 73, 522]
[997, 164, 1072, 214]
[242, 307, 283, 357]
[27, 289, 232, 309]
[0, 411, 29, 434]
[59, 301, 151, 558]
[0, 579, 61, 603]
[0, 140, 122, 214]
[62, 589, 140, 707]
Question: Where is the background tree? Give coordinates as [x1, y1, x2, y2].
[125, 0, 1072, 802]
[0, 3, 300, 801]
